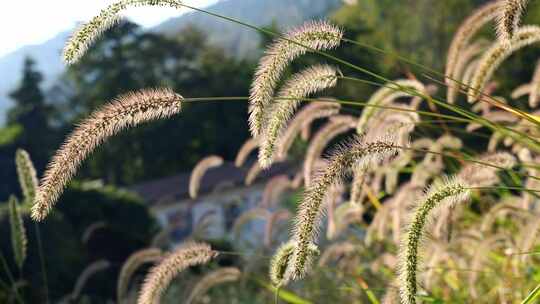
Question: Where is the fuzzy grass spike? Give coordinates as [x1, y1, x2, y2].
[259, 64, 339, 168]
[468, 25, 540, 102]
[496, 0, 529, 45]
[32, 88, 183, 221]
[15, 149, 38, 205]
[137, 242, 217, 304]
[8, 196, 27, 270]
[398, 177, 470, 304]
[63, 0, 184, 64]
[249, 21, 342, 136]
[288, 135, 400, 281]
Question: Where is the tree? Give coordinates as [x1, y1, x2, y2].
[0, 58, 57, 199]
[7, 57, 54, 169]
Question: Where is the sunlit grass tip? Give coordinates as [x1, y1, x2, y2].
[63, 0, 184, 64]
[31, 88, 183, 221]
[496, 0, 529, 45]
[269, 240, 319, 287]
[137, 242, 218, 304]
[468, 25, 540, 102]
[288, 134, 401, 282]
[259, 64, 340, 168]
[249, 20, 342, 137]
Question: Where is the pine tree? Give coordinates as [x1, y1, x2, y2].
[7, 56, 54, 168]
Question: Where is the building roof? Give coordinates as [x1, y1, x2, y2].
[129, 160, 294, 206]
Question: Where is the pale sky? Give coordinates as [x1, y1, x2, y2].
[0, 0, 218, 57]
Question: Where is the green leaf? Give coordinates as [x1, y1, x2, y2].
[257, 279, 313, 304]
[521, 283, 540, 304]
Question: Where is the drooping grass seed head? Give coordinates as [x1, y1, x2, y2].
[185, 267, 241, 304]
[264, 209, 291, 247]
[260, 175, 292, 208]
[245, 162, 263, 186]
[232, 208, 271, 240]
[259, 64, 340, 168]
[529, 59, 540, 107]
[234, 138, 259, 167]
[304, 115, 357, 187]
[117, 248, 163, 304]
[63, 0, 184, 64]
[496, 0, 529, 45]
[277, 101, 341, 160]
[398, 176, 470, 304]
[447, 40, 489, 104]
[468, 25, 540, 102]
[458, 152, 516, 187]
[249, 21, 342, 137]
[137, 242, 218, 304]
[356, 79, 425, 134]
[318, 241, 356, 267]
[269, 240, 319, 286]
[72, 260, 111, 301]
[189, 155, 224, 199]
[445, 1, 501, 84]
[82, 221, 107, 244]
[289, 135, 401, 281]
[32, 88, 183, 221]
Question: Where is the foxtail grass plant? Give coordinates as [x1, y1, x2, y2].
[232, 208, 271, 240]
[496, 0, 529, 44]
[23, 1, 540, 302]
[245, 162, 263, 186]
[446, 40, 489, 104]
[398, 177, 470, 304]
[260, 175, 291, 208]
[137, 242, 217, 304]
[189, 155, 224, 199]
[31, 88, 183, 221]
[63, 0, 184, 64]
[258, 64, 340, 168]
[117, 248, 163, 304]
[287, 135, 400, 282]
[264, 209, 291, 247]
[445, 1, 501, 87]
[529, 60, 540, 107]
[71, 260, 111, 301]
[234, 138, 258, 167]
[185, 267, 241, 304]
[303, 115, 357, 186]
[81, 221, 107, 244]
[248, 21, 342, 137]
[8, 196, 27, 271]
[356, 79, 425, 134]
[276, 100, 341, 160]
[468, 25, 540, 102]
[15, 149, 38, 206]
[269, 240, 319, 287]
